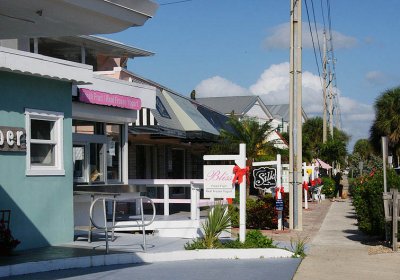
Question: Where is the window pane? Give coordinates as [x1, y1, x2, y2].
[73, 145, 85, 181]
[90, 143, 104, 182]
[31, 120, 53, 140]
[106, 124, 121, 181]
[72, 120, 103, 135]
[31, 144, 55, 166]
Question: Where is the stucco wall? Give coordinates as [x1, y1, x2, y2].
[0, 72, 73, 250]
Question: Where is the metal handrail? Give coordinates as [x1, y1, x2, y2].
[89, 196, 156, 254]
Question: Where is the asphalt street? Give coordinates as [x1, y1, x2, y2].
[6, 258, 301, 280]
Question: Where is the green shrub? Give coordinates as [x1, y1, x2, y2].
[228, 204, 239, 228]
[351, 170, 400, 237]
[243, 229, 274, 248]
[229, 193, 290, 230]
[185, 229, 276, 250]
[321, 177, 335, 198]
[202, 203, 231, 248]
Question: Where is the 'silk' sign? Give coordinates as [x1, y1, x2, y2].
[204, 165, 235, 198]
[252, 166, 277, 193]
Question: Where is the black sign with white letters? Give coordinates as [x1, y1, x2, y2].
[252, 166, 277, 193]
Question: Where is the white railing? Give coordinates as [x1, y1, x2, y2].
[128, 179, 216, 220]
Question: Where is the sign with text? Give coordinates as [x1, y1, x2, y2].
[275, 198, 284, 211]
[252, 166, 277, 193]
[79, 88, 141, 110]
[0, 126, 26, 152]
[204, 165, 235, 198]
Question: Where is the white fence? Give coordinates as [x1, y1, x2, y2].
[128, 179, 217, 220]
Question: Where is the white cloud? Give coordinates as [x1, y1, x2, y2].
[195, 76, 249, 97]
[263, 22, 358, 50]
[365, 70, 387, 85]
[195, 62, 374, 150]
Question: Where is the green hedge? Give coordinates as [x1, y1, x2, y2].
[228, 193, 289, 230]
[321, 177, 335, 198]
[351, 170, 400, 237]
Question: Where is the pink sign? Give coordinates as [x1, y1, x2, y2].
[79, 88, 141, 110]
[204, 165, 235, 198]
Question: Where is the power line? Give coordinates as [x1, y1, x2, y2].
[304, 0, 323, 89]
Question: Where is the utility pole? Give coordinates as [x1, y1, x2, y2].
[322, 31, 328, 143]
[329, 72, 334, 138]
[289, 0, 302, 230]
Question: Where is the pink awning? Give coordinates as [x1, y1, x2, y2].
[315, 158, 332, 170]
[79, 88, 141, 110]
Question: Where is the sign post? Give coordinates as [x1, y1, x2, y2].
[204, 143, 247, 242]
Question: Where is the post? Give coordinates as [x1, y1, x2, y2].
[303, 162, 308, 210]
[382, 136, 388, 193]
[238, 143, 247, 242]
[277, 154, 283, 230]
[289, 0, 303, 230]
[164, 184, 169, 216]
[392, 189, 398, 251]
[322, 31, 328, 143]
[190, 182, 199, 220]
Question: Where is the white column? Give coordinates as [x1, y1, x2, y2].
[190, 181, 198, 220]
[238, 143, 247, 242]
[164, 184, 169, 216]
[303, 162, 308, 210]
[122, 123, 129, 184]
[277, 154, 283, 230]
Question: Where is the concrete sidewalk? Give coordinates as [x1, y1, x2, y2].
[294, 198, 400, 279]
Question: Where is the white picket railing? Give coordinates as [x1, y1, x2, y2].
[128, 179, 216, 220]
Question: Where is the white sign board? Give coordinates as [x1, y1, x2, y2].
[204, 165, 235, 198]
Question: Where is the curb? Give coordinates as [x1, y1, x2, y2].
[0, 248, 294, 278]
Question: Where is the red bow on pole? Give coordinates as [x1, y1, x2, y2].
[302, 181, 309, 191]
[232, 165, 249, 185]
[275, 186, 285, 199]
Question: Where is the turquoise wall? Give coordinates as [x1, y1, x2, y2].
[0, 71, 73, 250]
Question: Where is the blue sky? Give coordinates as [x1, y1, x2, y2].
[104, 0, 400, 151]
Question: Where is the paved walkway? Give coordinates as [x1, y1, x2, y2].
[294, 196, 400, 279]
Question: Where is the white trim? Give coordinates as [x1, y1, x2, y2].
[25, 108, 65, 176]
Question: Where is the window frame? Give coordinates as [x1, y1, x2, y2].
[25, 108, 65, 176]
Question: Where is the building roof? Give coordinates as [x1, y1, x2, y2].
[38, 36, 154, 60]
[266, 104, 308, 122]
[0, 0, 158, 39]
[128, 71, 227, 140]
[0, 46, 92, 84]
[196, 95, 257, 116]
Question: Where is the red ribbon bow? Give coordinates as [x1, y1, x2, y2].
[311, 179, 316, 186]
[275, 186, 285, 199]
[232, 165, 249, 185]
[302, 181, 309, 191]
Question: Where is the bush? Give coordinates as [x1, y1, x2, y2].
[185, 229, 276, 250]
[321, 177, 335, 198]
[229, 193, 289, 230]
[351, 170, 400, 237]
[228, 204, 239, 228]
[243, 229, 274, 248]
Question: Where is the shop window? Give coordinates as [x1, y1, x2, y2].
[25, 109, 64, 176]
[106, 124, 121, 182]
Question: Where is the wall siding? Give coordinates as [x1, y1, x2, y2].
[0, 72, 73, 250]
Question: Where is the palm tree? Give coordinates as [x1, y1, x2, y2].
[353, 139, 374, 161]
[210, 115, 276, 196]
[370, 87, 400, 166]
[302, 117, 324, 162]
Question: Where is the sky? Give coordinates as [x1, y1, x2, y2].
[104, 0, 400, 151]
